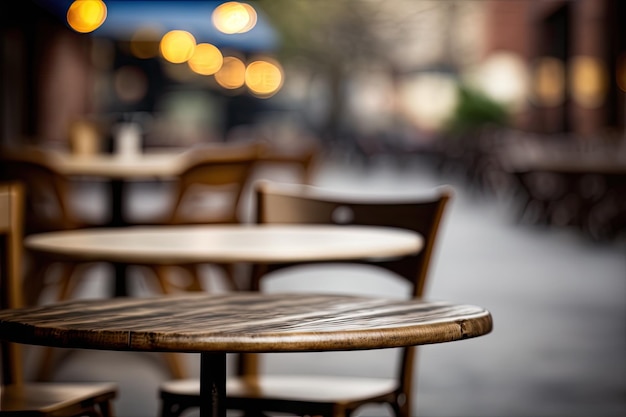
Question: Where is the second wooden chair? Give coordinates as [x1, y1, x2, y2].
[159, 179, 453, 417]
[138, 140, 265, 294]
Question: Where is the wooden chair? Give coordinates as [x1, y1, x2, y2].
[0, 148, 111, 381]
[159, 179, 453, 417]
[0, 181, 118, 417]
[0, 147, 100, 307]
[137, 141, 265, 294]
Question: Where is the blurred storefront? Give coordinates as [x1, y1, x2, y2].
[1, 0, 625, 150]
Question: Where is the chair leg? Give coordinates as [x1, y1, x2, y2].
[55, 262, 79, 301]
[22, 256, 53, 306]
[215, 263, 239, 290]
[162, 352, 186, 380]
[181, 264, 203, 291]
[33, 261, 80, 381]
[34, 346, 56, 381]
[97, 400, 115, 417]
[149, 265, 173, 294]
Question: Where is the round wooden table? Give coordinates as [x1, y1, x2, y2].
[0, 292, 493, 417]
[24, 224, 423, 265]
[25, 224, 424, 297]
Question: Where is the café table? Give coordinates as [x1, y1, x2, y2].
[0, 292, 493, 417]
[504, 148, 626, 235]
[50, 150, 188, 227]
[49, 145, 318, 228]
[24, 224, 424, 297]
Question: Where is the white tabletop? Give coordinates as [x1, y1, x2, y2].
[51, 151, 188, 179]
[24, 224, 424, 265]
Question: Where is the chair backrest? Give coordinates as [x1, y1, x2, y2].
[0, 182, 25, 385]
[252, 180, 453, 297]
[166, 141, 264, 225]
[247, 180, 453, 404]
[0, 147, 78, 235]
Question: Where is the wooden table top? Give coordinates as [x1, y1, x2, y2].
[24, 224, 423, 264]
[504, 150, 626, 175]
[48, 146, 317, 180]
[51, 151, 188, 179]
[0, 292, 492, 353]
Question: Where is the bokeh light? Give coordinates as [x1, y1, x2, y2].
[245, 59, 283, 97]
[531, 57, 566, 107]
[66, 0, 107, 33]
[476, 52, 529, 109]
[398, 72, 458, 131]
[569, 55, 608, 109]
[212, 2, 257, 34]
[239, 3, 258, 33]
[214, 56, 246, 89]
[188, 43, 224, 76]
[130, 27, 163, 59]
[160, 30, 196, 64]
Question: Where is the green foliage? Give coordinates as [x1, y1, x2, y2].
[444, 84, 510, 135]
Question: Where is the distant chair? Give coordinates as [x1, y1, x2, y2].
[159, 179, 453, 417]
[136, 140, 265, 293]
[0, 181, 118, 417]
[225, 123, 321, 186]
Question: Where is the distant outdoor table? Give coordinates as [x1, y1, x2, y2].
[507, 151, 626, 175]
[504, 150, 626, 236]
[51, 150, 188, 227]
[0, 292, 493, 417]
[24, 224, 424, 297]
[51, 145, 318, 227]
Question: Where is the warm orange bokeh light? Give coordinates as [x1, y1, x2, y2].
[212, 2, 257, 34]
[569, 55, 608, 109]
[214, 56, 246, 89]
[188, 43, 224, 76]
[245, 60, 284, 97]
[239, 3, 258, 33]
[66, 0, 107, 33]
[532, 57, 565, 107]
[160, 30, 196, 64]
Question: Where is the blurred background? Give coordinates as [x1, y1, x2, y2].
[2, 1, 626, 241]
[1, 1, 625, 417]
[2, 1, 624, 153]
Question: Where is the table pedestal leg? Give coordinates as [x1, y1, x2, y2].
[200, 352, 226, 417]
[110, 179, 126, 227]
[113, 262, 128, 297]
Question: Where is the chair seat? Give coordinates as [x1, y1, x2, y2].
[161, 375, 397, 403]
[0, 382, 117, 416]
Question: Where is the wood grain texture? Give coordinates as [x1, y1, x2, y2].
[0, 293, 492, 353]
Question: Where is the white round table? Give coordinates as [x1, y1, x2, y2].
[25, 224, 423, 265]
